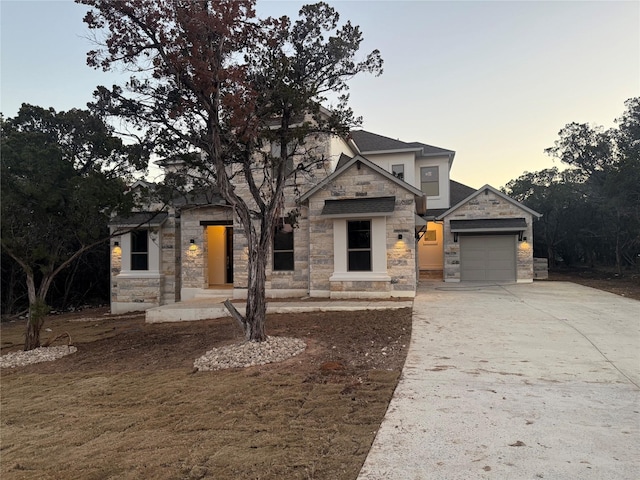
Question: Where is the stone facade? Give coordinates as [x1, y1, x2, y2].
[443, 188, 536, 282]
[110, 216, 179, 314]
[108, 127, 543, 314]
[307, 162, 417, 298]
[180, 205, 233, 300]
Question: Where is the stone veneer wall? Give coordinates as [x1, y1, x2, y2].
[230, 132, 331, 298]
[307, 162, 417, 298]
[180, 206, 233, 293]
[160, 213, 180, 303]
[110, 215, 179, 313]
[443, 189, 535, 282]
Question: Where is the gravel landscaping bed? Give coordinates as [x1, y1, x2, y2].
[194, 336, 306, 371]
[1, 337, 306, 371]
[1, 346, 78, 368]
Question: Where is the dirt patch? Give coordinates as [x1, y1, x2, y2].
[1, 308, 411, 480]
[548, 268, 640, 301]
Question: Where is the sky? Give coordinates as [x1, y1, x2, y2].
[1, 0, 638, 189]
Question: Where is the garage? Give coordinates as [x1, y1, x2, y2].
[460, 235, 516, 282]
[438, 186, 542, 283]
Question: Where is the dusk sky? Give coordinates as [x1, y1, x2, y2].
[1, 0, 638, 189]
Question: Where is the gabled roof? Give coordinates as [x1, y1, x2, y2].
[449, 180, 477, 205]
[299, 154, 426, 214]
[436, 184, 542, 220]
[350, 130, 422, 153]
[349, 130, 454, 157]
[335, 152, 353, 170]
[404, 141, 456, 157]
[424, 180, 476, 218]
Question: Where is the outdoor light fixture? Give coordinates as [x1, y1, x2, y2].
[190, 239, 195, 244]
[397, 234, 403, 240]
[114, 241, 119, 247]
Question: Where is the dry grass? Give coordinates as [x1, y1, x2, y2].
[1, 309, 411, 480]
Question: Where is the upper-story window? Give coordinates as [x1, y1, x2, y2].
[391, 164, 404, 181]
[420, 166, 439, 196]
[131, 230, 149, 270]
[271, 141, 295, 177]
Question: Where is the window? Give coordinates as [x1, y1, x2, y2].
[271, 141, 295, 177]
[392, 164, 404, 180]
[347, 220, 371, 271]
[131, 230, 149, 270]
[423, 229, 437, 244]
[420, 166, 439, 196]
[273, 219, 294, 271]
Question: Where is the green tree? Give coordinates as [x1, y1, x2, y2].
[78, 0, 383, 341]
[545, 98, 640, 273]
[1, 104, 140, 350]
[504, 168, 583, 265]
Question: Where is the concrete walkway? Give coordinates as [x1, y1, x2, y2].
[358, 281, 640, 480]
[146, 297, 413, 323]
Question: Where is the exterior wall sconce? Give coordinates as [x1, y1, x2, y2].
[114, 241, 119, 247]
[397, 234, 403, 240]
[190, 239, 195, 244]
[189, 238, 197, 251]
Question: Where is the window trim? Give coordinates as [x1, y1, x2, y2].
[420, 166, 439, 196]
[391, 164, 404, 181]
[347, 220, 372, 272]
[117, 228, 161, 276]
[272, 218, 294, 271]
[131, 230, 149, 271]
[330, 217, 391, 282]
[271, 141, 295, 177]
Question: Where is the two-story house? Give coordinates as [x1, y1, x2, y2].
[108, 129, 540, 314]
[347, 131, 541, 283]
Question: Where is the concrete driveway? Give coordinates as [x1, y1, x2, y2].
[358, 281, 640, 480]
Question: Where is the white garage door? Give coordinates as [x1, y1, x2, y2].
[460, 235, 516, 282]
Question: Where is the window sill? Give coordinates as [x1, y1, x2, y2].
[117, 271, 161, 279]
[330, 272, 391, 282]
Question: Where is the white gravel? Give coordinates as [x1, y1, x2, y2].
[194, 336, 306, 371]
[0, 346, 78, 368]
[1, 336, 306, 371]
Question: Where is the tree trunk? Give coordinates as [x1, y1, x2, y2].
[243, 241, 268, 341]
[615, 231, 622, 276]
[24, 300, 49, 351]
[23, 273, 51, 351]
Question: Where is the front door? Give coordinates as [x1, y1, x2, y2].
[207, 226, 233, 285]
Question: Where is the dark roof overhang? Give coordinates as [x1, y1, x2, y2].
[450, 218, 527, 233]
[109, 211, 168, 228]
[321, 196, 395, 218]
